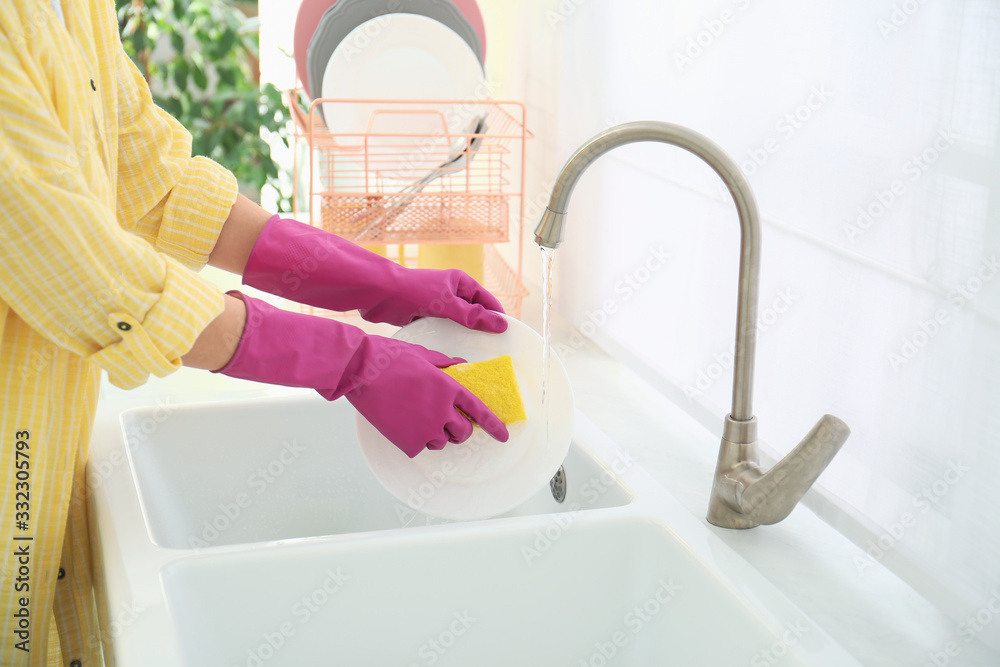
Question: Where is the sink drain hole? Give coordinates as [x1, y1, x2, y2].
[550, 465, 567, 503]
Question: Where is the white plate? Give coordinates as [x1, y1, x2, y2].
[304, 0, 484, 103]
[320, 13, 487, 181]
[356, 316, 574, 521]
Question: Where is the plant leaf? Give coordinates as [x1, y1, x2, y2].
[172, 60, 188, 91]
[191, 63, 208, 90]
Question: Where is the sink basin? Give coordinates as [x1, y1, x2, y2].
[88, 392, 862, 666]
[122, 395, 632, 548]
[164, 514, 816, 666]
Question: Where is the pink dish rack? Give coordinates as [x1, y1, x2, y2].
[287, 92, 532, 318]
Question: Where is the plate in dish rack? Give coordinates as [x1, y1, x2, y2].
[319, 13, 487, 181]
[305, 0, 484, 104]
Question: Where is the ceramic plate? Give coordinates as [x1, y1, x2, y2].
[447, 0, 488, 63]
[356, 316, 574, 521]
[306, 0, 483, 105]
[294, 0, 340, 98]
[319, 13, 487, 181]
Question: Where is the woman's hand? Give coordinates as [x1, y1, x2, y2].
[239, 215, 508, 333]
[211, 292, 508, 457]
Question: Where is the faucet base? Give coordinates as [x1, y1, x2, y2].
[707, 417, 762, 530]
[707, 414, 851, 529]
[707, 498, 760, 529]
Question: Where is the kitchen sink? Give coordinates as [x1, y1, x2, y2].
[164, 513, 816, 667]
[121, 395, 633, 549]
[88, 392, 861, 666]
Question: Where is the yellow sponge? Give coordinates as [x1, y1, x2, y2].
[442, 355, 528, 425]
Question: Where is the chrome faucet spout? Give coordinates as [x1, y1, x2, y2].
[534, 121, 850, 529]
[533, 121, 760, 421]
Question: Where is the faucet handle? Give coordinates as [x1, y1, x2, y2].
[708, 415, 850, 529]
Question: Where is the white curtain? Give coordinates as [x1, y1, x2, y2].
[552, 0, 1000, 647]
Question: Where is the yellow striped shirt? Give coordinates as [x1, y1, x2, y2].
[1, 0, 238, 664]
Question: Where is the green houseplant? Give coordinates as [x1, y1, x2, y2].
[116, 0, 292, 210]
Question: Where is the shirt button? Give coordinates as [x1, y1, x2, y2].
[58, 568, 65, 580]
[117, 322, 131, 331]
[90, 79, 96, 91]
[70, 661, 82, 667]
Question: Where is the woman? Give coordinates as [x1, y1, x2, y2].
[0, 1, 508, 663]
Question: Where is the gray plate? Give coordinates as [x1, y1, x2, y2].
[306, 0, 484, 122]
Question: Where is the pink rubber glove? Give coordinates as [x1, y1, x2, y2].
[242, 215, 507, 334]
[215, 292, 509, 457]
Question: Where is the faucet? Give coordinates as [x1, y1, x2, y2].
[533, 121, 851, 529]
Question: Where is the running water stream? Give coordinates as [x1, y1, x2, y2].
[540, 247, 555, 405]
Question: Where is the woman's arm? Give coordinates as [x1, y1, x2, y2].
[208, 194, 273, 275]
[181, 292, 247, 370]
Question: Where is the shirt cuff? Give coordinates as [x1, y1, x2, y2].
[86, 260, 224, 389]
[153, 156, 239, 271]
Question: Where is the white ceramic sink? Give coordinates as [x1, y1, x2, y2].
[165, 514, 812, 666]
[88, 393, 862, 666]
[122, 395, 630, 548]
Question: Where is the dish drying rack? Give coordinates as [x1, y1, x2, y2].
[288, 93, 532, 318]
